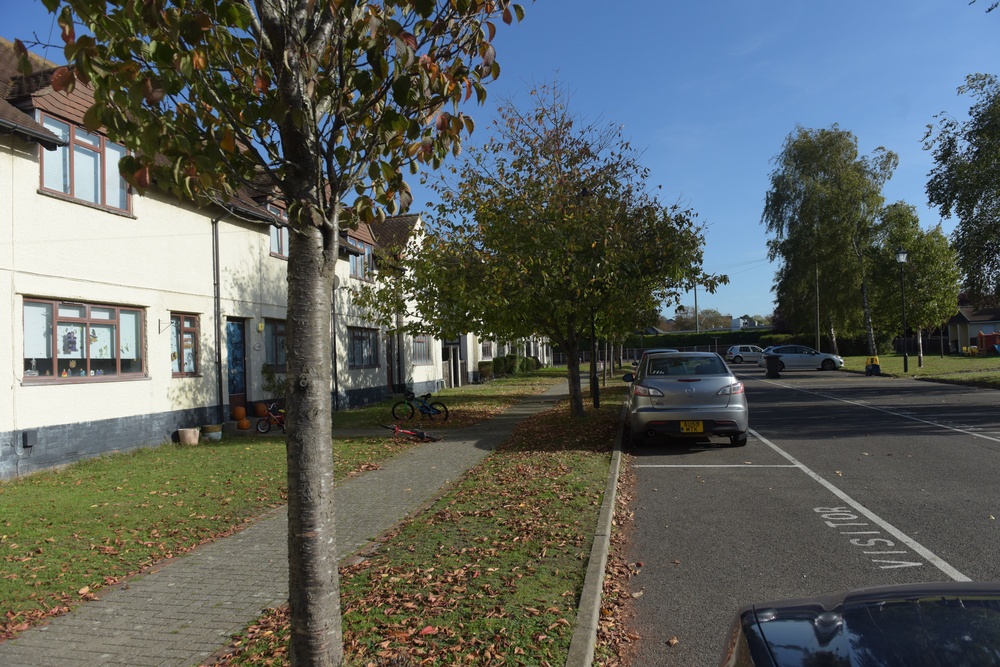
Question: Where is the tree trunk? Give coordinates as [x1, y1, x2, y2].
[565, 345, 585, 417]
[917, 325, 924, 367]
[590, 312, 600, 409]
[285, 226, 342, 667]
[826, 317, 839, 357]
[860, 279, 876, 356]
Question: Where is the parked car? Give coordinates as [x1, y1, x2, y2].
[756, 345, 844, 371]
[725, 344, 764, 364]
[720, 581, 1000, 666]
[622, 351, 748, 447]
[631, 347, 680, 366]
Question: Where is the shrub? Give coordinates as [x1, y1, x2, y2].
[477, 360, 494, 381]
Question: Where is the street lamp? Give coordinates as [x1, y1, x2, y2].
[896, 247, 908, 374]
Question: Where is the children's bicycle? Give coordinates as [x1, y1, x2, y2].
[380, 423, 442, 442]
[255, 402, 286, 434]
[391, 390, 449, 421]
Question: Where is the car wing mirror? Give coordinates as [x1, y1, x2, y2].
[622, 373, 635, 383]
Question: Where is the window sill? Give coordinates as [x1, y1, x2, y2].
[37, 188, 134, 218]
[22, 374, 150, 385]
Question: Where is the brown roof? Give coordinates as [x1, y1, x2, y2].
[949, 306, 1000, 325]
[369, 214, 420, 251]
[0, 37, 63, 149]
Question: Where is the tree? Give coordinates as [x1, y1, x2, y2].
[925, 73, 1000, 306]
[26, 1, 524, 664]
[763, 125, 897, 355]
[674, 305, 728, 330]
[873, 202, 961, 363]
[358, 83, 722, 416]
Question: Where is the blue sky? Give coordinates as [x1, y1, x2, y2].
[7, 1, 1000, 319]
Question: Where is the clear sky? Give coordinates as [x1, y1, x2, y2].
[7, 1, 1000, 319]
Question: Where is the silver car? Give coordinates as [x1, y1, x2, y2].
[622, 351, 749, 447]
[755, 344, 844, 371]
[725, 344, 764, 364]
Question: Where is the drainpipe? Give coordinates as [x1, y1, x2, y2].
[211, 214, 229, 424]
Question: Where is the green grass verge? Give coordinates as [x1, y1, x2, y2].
[207, 386, 624, 667]
[842, 353, 1000, 388]
[0, 370, 567, 639]
[331, 369, 566, 429]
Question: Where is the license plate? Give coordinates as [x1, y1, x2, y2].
[680, 421, 703, 433]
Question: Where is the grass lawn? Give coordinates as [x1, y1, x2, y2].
[331, 367, 568, 429]
[841, 352, 1000, 388]
[0, 369, 567, 640]
[205, 386, 624, 667]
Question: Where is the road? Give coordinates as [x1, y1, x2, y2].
[623, 366, 1000, 666]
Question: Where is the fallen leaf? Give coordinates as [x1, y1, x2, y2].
[667, 636, 680, 647]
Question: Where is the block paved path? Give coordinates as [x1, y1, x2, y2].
[0, 384, 569, 667]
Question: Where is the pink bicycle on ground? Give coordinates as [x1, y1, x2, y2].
[256, 402, 286, 434]
[380, 423, 442, 442]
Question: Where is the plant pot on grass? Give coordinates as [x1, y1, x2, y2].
[202, 424, 223, 441]
[178, 427, 200, 445]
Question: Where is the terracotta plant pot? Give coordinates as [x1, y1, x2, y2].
[178, 427, 200, 445]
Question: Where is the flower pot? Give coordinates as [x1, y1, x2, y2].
[202, 424, 223, 441]
[178, 427, 200, 445]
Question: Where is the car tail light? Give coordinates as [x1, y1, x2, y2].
[716, 382, 745, 396]
[632, 384, 664, 397]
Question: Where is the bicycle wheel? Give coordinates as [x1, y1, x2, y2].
[426, 402, 449, 421]
[256, 418, 271, 434]
[392, 400, 415, 420]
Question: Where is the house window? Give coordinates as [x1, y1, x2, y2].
[347, 237, 374, 281]
[39, 113, 129, 212]
[348, 327, 379, 368]
[413, 335, 433, 365]
[22, 299, 144, 380]
[481, 340, 494, 359]
[264, 319, 287, 372]
[170, 313, 199, 376]
[268, 205, 289, 259]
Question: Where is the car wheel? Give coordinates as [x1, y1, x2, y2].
[821, 358, 835, 371]
[778, 361, 785, 371]
[730, 432, 748, 447]
[733, 355, 743, 364]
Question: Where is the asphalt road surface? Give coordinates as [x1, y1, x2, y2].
[623, 365, 1000, 666]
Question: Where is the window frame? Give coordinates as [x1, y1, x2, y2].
[170, 312, 200, 377]
[22, 298, 145, 382]
[348, 327, 380, 369]
[412, 335, 434, 366]
[268, 205, 290, 259]
[347, 237, 374, 281]
[481, 340, 494, 359]
[264, 319, 287, 373]
[37, 112, 131, 213]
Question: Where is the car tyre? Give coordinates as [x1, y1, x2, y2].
[821, 358, 836, 371]
[730, 432, 748, 447]
[779, 361, 785, 371]
[733, 355, 743, 364]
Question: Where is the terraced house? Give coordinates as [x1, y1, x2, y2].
[0, 38, 450, 479]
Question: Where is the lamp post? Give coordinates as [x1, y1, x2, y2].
[896, 247, 908, 374]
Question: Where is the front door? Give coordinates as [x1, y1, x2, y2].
[226, 319, 247, 418]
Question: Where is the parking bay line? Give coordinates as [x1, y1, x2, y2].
[752, 428, 970, 582]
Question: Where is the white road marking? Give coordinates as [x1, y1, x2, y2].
[755, 378, 1000, 444]
[632, 464, 797, 468]
[752, 428, 970, 582]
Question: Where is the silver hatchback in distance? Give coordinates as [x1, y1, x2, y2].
[622, 351, 749, 447]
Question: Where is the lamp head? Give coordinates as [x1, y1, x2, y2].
[895, 247, 908, 264]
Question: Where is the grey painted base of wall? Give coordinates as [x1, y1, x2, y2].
[0, 406, 216, 481]
[2, 382, 448, 481]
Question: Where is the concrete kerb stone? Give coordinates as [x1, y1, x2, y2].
[565, 405, 625, 667]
